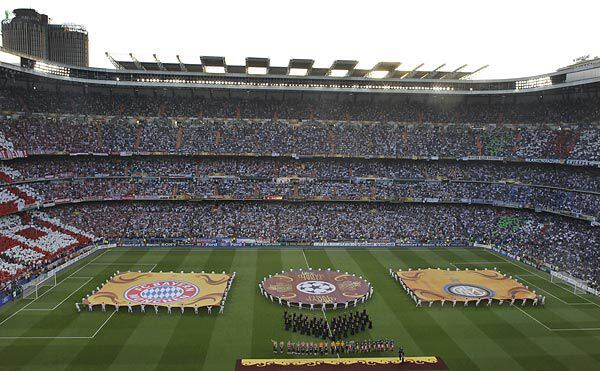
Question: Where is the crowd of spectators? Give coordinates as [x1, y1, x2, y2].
[1, 116, 600, 161]
[48, 201, 600, 289]
[4, 115, 600, 160]
[2, 88, 600, 124]
[0, 211, 95, 297]
[4, 155, 599, 219]
[6, 157, 600, 192]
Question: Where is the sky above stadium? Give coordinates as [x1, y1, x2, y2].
[3, 0, 599, 79]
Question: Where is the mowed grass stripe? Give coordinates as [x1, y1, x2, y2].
[5, 249, 146, 370]
[155, 248, 236, 370]
[250, 249, 284, 358]
[553, 331, 600, 366]
[64, 249, 157, 370]
[204, 249, 259, 367]
[362, 249, 425, 353]
[107, 249, 212, 370]
[0, 248, 110, 328]
[449, 249, 598, 370]
[486, 250, 600, 304]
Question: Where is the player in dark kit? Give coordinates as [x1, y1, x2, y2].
[399, 346, 405, 363]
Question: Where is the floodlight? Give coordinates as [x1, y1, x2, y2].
[205, 66, 225, 74]
[329, 69, 348, 77]
[366, 70, 388, 79]
[247, 67, 268, 75]
[289, 68, 308, 76]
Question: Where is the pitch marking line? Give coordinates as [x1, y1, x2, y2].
[514, 306, 552, 331]
[0, 309, 118, 340]
[87, 263, 158, 266]
[443, 262, 506, 270]
[1, 255, 183, 340]
[487, 251, 600, 309]
[0, 336, 91, 339]
[22, 277, 94, 311]
[514, 306, 600, 332]
[551, 327, 600, 332]
[514, 275, 592, 306]
[300, 248, 339, 359]
[91, 310, 117, 338]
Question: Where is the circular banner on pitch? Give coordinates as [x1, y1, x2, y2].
[260, 269, 372, 309]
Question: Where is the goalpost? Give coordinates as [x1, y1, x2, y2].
[550, 271, 590, 295]
[22, 272, 58, 300]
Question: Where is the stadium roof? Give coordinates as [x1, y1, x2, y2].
[2, 47, 600, 96]
[110, 54, 485, 80]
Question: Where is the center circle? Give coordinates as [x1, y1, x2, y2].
[260, 269, 372, 310]
[296, 280, 337, 295]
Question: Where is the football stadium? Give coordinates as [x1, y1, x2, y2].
[0, 2, 600, 370]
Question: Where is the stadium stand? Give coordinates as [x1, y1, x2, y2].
[0, 65, 599, 301]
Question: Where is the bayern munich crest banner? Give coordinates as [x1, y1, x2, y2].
[84, 271, 231, 308]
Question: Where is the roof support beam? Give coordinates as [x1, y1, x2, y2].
[421, 63, 445, 79]
[403, 63, 425, 79]
[176, 55, 187, 72]
[129, 53, 146, 71]
[153, 54, 166, 71]
[105, 52, 124, 69]
[367, 62, 401, 78]
[461, 65, 489, 79]
[440, 64, 467, 79]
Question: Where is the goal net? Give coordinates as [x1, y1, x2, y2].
[550, 271, 589, 295]
[22, 272, 57, 300]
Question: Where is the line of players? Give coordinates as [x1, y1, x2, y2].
[284, 310, 372, 340]
[271, 339, 395, 355]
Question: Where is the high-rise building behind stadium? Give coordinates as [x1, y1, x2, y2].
[1, 8, 88, 67]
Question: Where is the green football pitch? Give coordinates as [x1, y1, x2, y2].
[1, 247, 599, 370]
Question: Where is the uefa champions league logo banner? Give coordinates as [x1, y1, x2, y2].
[260, 269, 372, 309]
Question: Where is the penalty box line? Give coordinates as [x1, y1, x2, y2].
[486, 250, 600, 309]
[22, 277, 94, 311]
[0, 250, 108, 328]
[514, 275, 594, 306]
[514, 306, 600, 332]
[0, 310, 117, 340]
